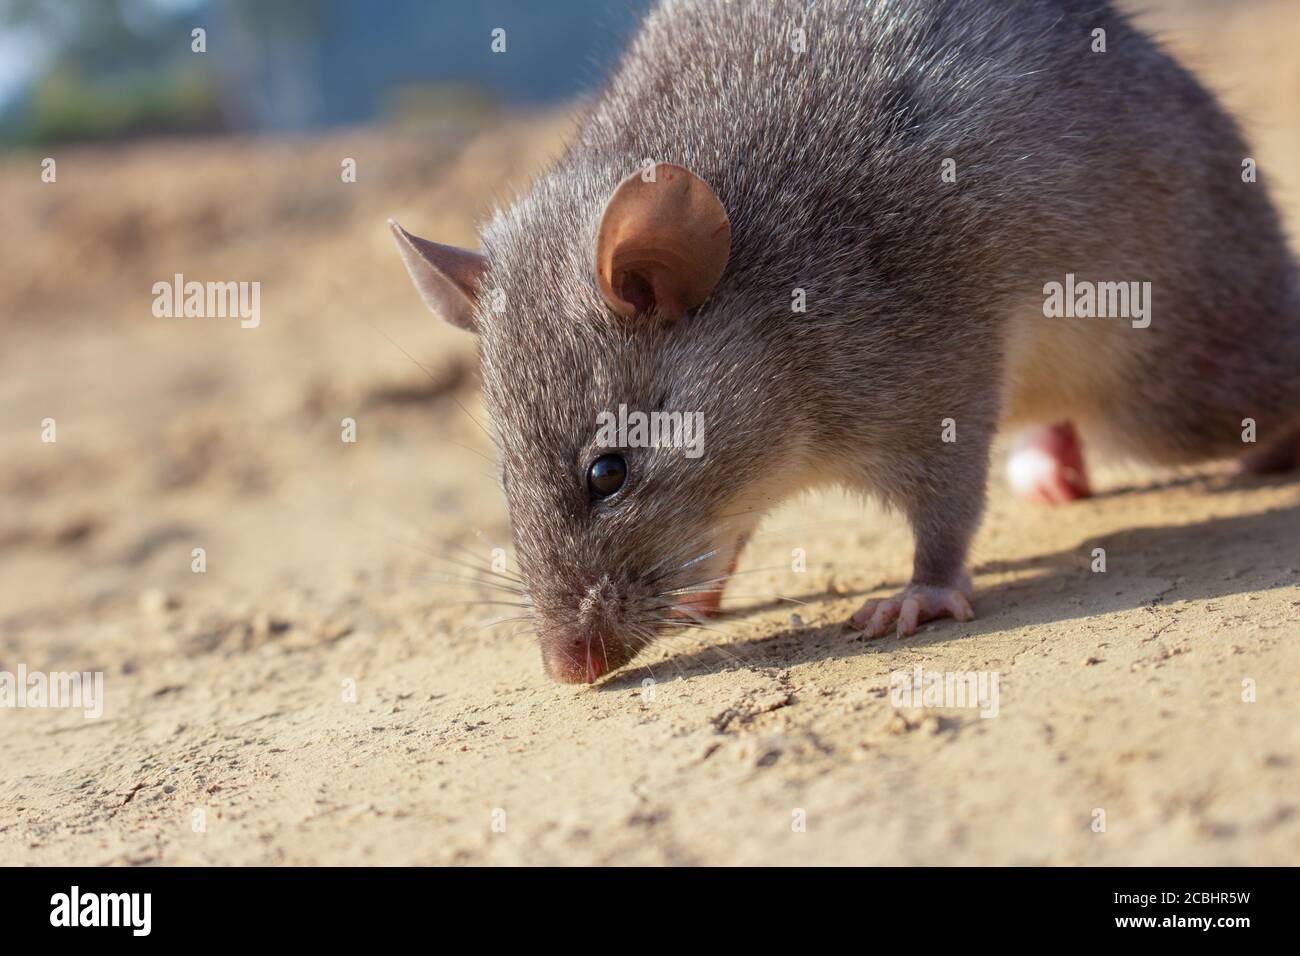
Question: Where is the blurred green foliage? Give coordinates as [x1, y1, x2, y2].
[0, 0, 226, 145]
[16, 63, 223, 145]
[0, 0, 643, 146]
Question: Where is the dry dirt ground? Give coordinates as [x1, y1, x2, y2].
[2, 0, 1298, 865]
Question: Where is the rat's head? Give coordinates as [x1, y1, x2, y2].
[391, 163, 797, 683]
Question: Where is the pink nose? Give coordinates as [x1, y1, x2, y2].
[543, 641, 607, 684]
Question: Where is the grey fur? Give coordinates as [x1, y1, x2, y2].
[453, 0, 1300, 678]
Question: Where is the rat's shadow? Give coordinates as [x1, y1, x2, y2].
[599, 471, 1300, 689]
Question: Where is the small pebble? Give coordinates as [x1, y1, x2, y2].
[139, 588, 179, 616]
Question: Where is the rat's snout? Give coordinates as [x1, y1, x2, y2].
[538, 576, 633, 684]
[543, 637, 609, 684]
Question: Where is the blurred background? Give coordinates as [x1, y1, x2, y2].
[0, 0, 653, 145]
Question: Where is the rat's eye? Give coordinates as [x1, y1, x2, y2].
[587, 454, 627, 498]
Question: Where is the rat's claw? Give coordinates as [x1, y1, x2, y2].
[850, 581, 975, 639]
[898, 595, 923, 635]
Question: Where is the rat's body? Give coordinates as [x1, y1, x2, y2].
[393, 0, 1300, 681]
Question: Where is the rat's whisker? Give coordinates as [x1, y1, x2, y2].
[347, 516, 522, 587]
[439, 599, 533, 610]
[648, 618, 720, 632]
[651, 614, 732, 637]
[451, 397, 502, 452]
[645, 624, 752, 670]
[428, 538, 526, 581]
[659, 564, 787, 595]
[420, 549, 525, 586]
[675, 548, 720, 571]
[445, 439, 500, 468]
[361, 317, 501, 450]
[643, 535, 718, 579]
[596, 630, 612, 680]
[702, 592, 808, 605]
[411, 570, 526, 595]
[431, 556, 524, 587]
[462, 614, 534, 634]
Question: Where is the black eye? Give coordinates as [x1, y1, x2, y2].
[587, 454, 627, 498]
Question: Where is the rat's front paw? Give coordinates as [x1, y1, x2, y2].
[849, 577, 974, 639]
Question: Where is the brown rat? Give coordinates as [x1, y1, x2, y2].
[391, 0, 1300, 682]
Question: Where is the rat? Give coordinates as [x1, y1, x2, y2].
[390, 0, 1300, 683]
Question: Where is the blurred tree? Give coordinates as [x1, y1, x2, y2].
[0, 0, 226, 145]
[0, 0, 655, 146]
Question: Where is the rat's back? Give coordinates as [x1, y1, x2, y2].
[562, 0, 1300, 465]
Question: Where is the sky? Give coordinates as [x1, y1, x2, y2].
[0, 26, 49, 110]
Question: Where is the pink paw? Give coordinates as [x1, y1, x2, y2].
[1006, 421, 1090, 504]
[849, 577, 975, 639]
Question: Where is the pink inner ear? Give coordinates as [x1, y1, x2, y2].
[595, 163, 731, 320]
[614, 269, 657, 315]
[611, 249, 694, 317]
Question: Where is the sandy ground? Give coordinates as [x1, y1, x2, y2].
[2, 0, 1299, 866]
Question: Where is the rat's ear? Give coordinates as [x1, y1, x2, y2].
[388, 218, 487, 332]
[595, 163, 731, 319]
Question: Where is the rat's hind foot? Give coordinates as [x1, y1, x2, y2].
[849, 573, 974, 639]
[1006, 421, 1091, 504]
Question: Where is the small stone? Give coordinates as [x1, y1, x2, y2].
[251, 611, 290, 640]
[139, 589, 179, 616]
[882, 712, 913, 735]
